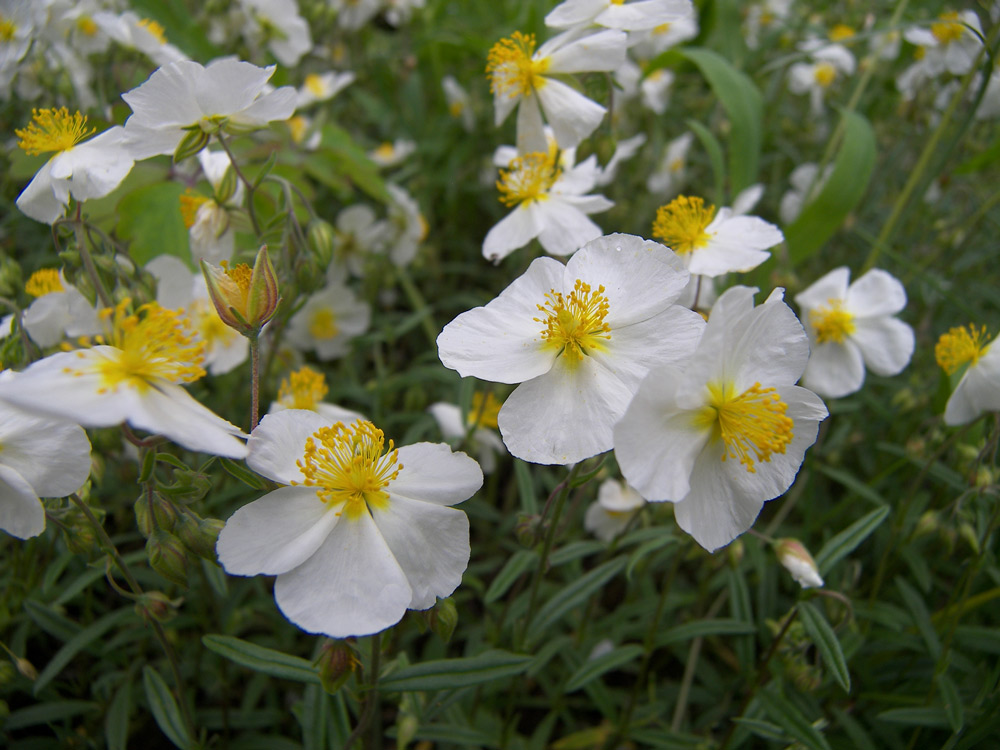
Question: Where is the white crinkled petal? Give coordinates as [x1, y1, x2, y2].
[122, 60, 206, 127]
[852, 316, 914, 377]
[945, 345, 1000, 425]
[389, 443, 483, 506]
[595, 0, 690, 31]
[16, 160, 65, 224]
[0, 464, 45, 540]
[22, 292, 70, 347]
[545, 0, 608, 28]
[195, 59, 276, 117]
[515, 92, 548, 155]
[536, 78, 606, 151]
[247, 409, 333, 485]
[723, 292, 810, 389]
[846, 268, 907, 317]
[689, 216, 781, 277]
[547, 29, 627, 72]
[801, 340, 866, 399]
[128, 382, 248, 458]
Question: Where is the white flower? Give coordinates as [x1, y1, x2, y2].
[238, 0, 312, 67]
[428, 392, 506, 474]
[0, 392, 91, 540]
[595, 132, 647, 186]
[652, 195, 783, 277]
[286, 279, 371, 361]
[629, 14, 699, 59]
[486, 28, 627, 153]
[370, 139, 417, 168]
[216, 411, 481, 637]
[330, 0, 382, 30]
[121, 59, 297, 160]
[787, 42, 856, 115]
[15, 110, 134, 225]
[483, 150, 613, 262]
[780, 162, 832, 225]
[0, 300, 248, 458]
[584, 479, 645, 542]
[935, 325, 1000, 426]
[903, 10, 982, 77]
[295, 71, 355, 108]
[384, 0, 426, 27]
[438, 233, 705, 465]
[93, 11, 188, 67]
[269, 366, 365, 423]
[614, 286, 828, 551]
[794, 267, 914, 399]
[331, 204, 391, 277]
[640, 68, 674, 114]
[21, 268, 101, 348]
[385, 184, 427, 267]
[545, 0, 694, 32]
[647, 131, 693, 196]
[442, 75, 475, 131]
[744, 0, 794, 50]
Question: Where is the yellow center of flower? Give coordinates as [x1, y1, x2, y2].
[16, 108, 95, 156]
[309, 309, 339, 340]
[935, 325, 989, 375]
[669, 157, 685, 173]
[829, 24, 855, 41]
[138, 18, 167, 44]
[179, 191, 210, 228]
[694, 382, 794, 473]
[814, 62, 837, 88]
[287, 115, 308, 143]
[931, 12, 963, 46]
[497, 152, 560, 207]
[25, 269, 64, 297]
[0, 16, 16, 40]
[486, 31, 550, 99]
[82, 300, 205, 392]
[652, 195, 716, 255]
[223, 261, 252, 296]
[278, 366, 329, 410]
[294, 421, 402, 520]
[810, 299, 855, 344]
[467, 392, 501, 430]
[536, 280, 612, 365]
[304, 73, 325, 96]
[192, 299, 236, 347]
[448, 100, 465, 117]
[77, 16, 98, 36]
[374, 142, 395, 161]
[653, 22, 672, 35]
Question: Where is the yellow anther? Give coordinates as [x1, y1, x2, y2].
[535, 279, 612, 364]
[814, 62, 837, 88]
[25, 269, 64, 298]
[810, 299, 855, 344]
[467, 392, 501, 430]
[695, 382, 794, 473]
[179, 191, 211, 228]
[16, 108, 94, 156]
[829, 24, 855, 41]
[486, 31, 549, 99]
[931, 12, 964, 45]
[278, 366, 329, 411]
[936, 324, 989, 375]
[652, 195, 716, 255]
[308, 309, 339, 340]
[138, 18, 166, 44]
[496, 152, 560, 207]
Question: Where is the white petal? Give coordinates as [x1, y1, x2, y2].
[482, 203, 545, 263]
[688, 216, 781, 276]
[247, 409, 333, 484]
[0, 411, 90, 498]
[536, 200, 606, 256]
[945, 346, 1000, 425]
[801, 340, 866, 399]
[148, 255, 196, 310]
[794, 267, 849, 311]
[846, 268, 907, 317]
[852, 317, 914, 377]
[723, 293, 810, 388]
[545, 0, 607, 29]
[0, 464, 45, 539]
[595, 1, 689, 31]
[547, 29, 627, 72]
[128, 382, 248, 458]
[195, 59, 276, 117]
[16, 160, 65, 224]
[389, 443, 483, 506]
[515, 93, 548, 155]
[596, 305, 704, 389]
[536, 78, 606, 151]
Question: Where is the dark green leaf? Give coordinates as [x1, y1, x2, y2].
[220, 458, 268, 490]
[758, 686, 832, 750]
[655, 618, 756, 648]
[202, 635, 321, 684]
[379, 649, 532, 692]
[877, 706, 950, 728]
[143, 666, 193, 750]
[34, 607, 136, 694]
[815, 505, 890, 574]
[4, 701, 98, 730]
[798, 602, 850, 692]
[564, 644, 643, 692]
[484, 549, 537, 604]
[106, 678, 132, 750]
[526, 557, 627, 647]
[896, 577, 942, 659]
[936, 673, 965, 732]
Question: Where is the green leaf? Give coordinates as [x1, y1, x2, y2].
[655, 618, 756, 648]
[628, 728, 708, 749]
[378, 649, 533, 692]
[411, 724, 501, 747]
[143, 666, 193, 750]
[814, 465, 889, 509]
[936, 673, 965, 732]
[727, 568, 756, 670]
[525, 557, 627, 647]
[4, 700, 99, 730]
[798, 602, 850, 692]
[116, 182, 190, 267]
[306, 125, 389, 203]
[626, 534, 678, 581]
[784, 109, 877, 265]
[732, 717, 790, 741]
[815, 505, 890, 574]
[106, 678, 132, 750]
[758, 686, 832, 750]
[877, 706, 951, 728]
[680, 48, 763, 193]
[202, 635, 321, 684]
[564, 644, 643, 692]
[23, 599, 82, 642]
[484, 549, 537, 604]
[896, 576, 942, 659]
[219, 458, 268, 490]
[685, 118, 726, 205]
[515, 458, 538, 514]
[34, 607, 136, 694]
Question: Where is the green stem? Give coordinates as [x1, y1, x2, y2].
[344, 635, 382, 750]
[395, 265, 439, 348]
[249, 336, 261, 431]
[216, 133, 262, 238]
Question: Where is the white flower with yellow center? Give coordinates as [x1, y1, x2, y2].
[630, 15, 699, 59]
[428, 392, 507, 474]
[286, 279, 371, 361]
[546, 0, 694, 32]
[483, 150, 614, 262]
[369, 139, 417, 168]
[794, 267, 914, 399]
[438, 233, 705, 465]
[614, 286, 828, 552]
[269, 366, 365, 424]
[904, 10, 983, 77]
[647, 131, 693, 196]
[652, 195, 783, 277]
[21, 268, 101, 348]
[442, 75, 474, 131]
[330, 0, 382, 31]
[216, 411, 481, 637]
[92, 11, 188, 67]
[0, 299, 248, 458]
[935, 325, 1000, 426]
[787, 41, 856, 115]
[15, 109, 134, 225]
[295, 70, 355, 108]
[486, 28, 626, 153]
[584, 479, 646, 542]
[238, 0, 312, 67]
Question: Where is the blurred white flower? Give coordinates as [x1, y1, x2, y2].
[545, 0, 694, 32]
[647, 131, 693, 196]
[295, 71, 355, 108]
[787, 41, 856, 115]
[780, 162, 832, 225]
[936, 325, 1000, 426]
[93, 11, 188, 67]
[442, 75, 475, 131]
[370, 139, 417, 168]
[428, 392, 506, 473]
[238, 0, 312, 67]
[286, 277, 371, 361]
[20, 268, 101, 348]
[584, 479, 646, 542]
[269, 366, 365, 423]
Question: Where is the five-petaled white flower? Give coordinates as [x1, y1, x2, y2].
[545, 0, 694, 32]
[935, 325, 1000, 426]
[216, 410, 482, 638]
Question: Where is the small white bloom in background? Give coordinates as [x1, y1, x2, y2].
[442, 75, 475, 131]
[177, 149, 244, 265]
[774, 538, 824, 588]
[238, 0, 312, 67]
[269, 366, 365, 424]
[384, 184, 427, 268]
[384, 0, 427, 27]
[369, 139, 417, 168]
[794, 267, 914, 399]
[121, 59, 297, 160]
[216, 410, 482, 638]
[787, 41, 856, 116]
[486, 28, 626, 153]
[630, 14, 699, 59]
[0, 1, 38, 96]
[295, 71, 355, 108]
[50, 1, 114, 57]
[744, 0, 794, 50]
[868, 29, 901, 61]
[330, 0, 382, 31]
[595, 132, 647, 186]
[330, 204, 391, 277]
[904, 10, 982, 77]
[935, 325, 1000, 426]
[647, 131, 693, 196]
[286, 114, 322, 151]
[428, 392, 507, 474]
[779, 162, 832, 225]
[0, 390, 92, 540]
[14, 109, 134, 225]
[652, 195, 783, 278]
[0, 299, 248, 457]
[92, 11, 188, 67]
[584, 479, 646, 542]
[286, 276, 371, 361]
[438, 234, 705, 465]
[640, 68, 674, 114]
[614, 286, 828, 552]
[20, 269, 101, 348]
[545, 0, 694, 32]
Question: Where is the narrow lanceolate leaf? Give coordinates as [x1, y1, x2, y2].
[798, 602, 851, 692]
[525, 557, 627, 647]
[3, 701, 99, 731]
[655, 618, 756, 648]
[876, 706, 951, 728]
[815, 505, 890, 575]
[106, 678, 132, 750]
[686, 118, 726, 206]
[34, 607, 136, 694]
[896, 577, 942, 659]
[784, 108, 877, 265]
[378, 649, 533, 692]
[936, 672, 965, 732]
[758, 686, 832, 750]
[202, 635, 321, 684]
[564, 645, 643, 693]
[143, 666, 193, 750]
[484, 549, 537, 604]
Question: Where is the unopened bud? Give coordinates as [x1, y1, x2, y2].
[63, 506, 103, 555]
[175, 514, 224, 561]
[0, 254, 22, 298]
[135, 591, 183, 623]
[134, 493, 178, 538]
[174, 127, 210, 163]
[201, 246, 280, 338]
[774, 538, 824, 589]
[914, 511, 940, 539]
[318, 640, 359, 694]
[307, 219, 336, 269]
[146, 530, 190, 587]
[515, 513, 543, 547]
[215, 165, 238, 205]
[14, 656, 37, 681]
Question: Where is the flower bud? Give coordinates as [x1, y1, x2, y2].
[13, 656, 37, 681]
[306, 219, 336, 269]
[318, 640, 359, 694]
[175, 513, 225, 561]
[62, 505, 104, 555]
[515, 513, 543, 547]
[134, 492, 178, 538]
[215, 165, 238, 205]
[146, 529, 190, 587]
[135, 591, 183, 623]
[774, 538, 824, 589]
[0, 254, 22, 299]
[201, 245, 280, 338]
[174, 127, 210, 163]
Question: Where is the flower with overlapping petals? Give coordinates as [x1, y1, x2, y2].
[935, 325, 1000, 426]
[546, 0, 694, 32]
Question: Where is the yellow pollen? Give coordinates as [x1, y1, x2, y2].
[448, 100, 464, 117]
[16, 108, 95, 156]
[931, 12, 964, 46]
[76, 16, 98, 36]
[25, 269, 64, 297]
[0, 16, 16, 40]
[304, 73, 325, 96]
[669, 157, 685, 173]
[760, 10, 775, 26]
[810, 299, 855, 344]
[486, 31, 550, 100]
[278, 366, 329, 410]
[829, 24, 855, 41]
[814, 62, 837, 88]
[652, 195, 716, 255]
[535, 279, 612, 365]
[653, 22, 672, 35]
[287, 115, 308, 143]
[293, 421, 402, 520]
[309, 308, 339, 340]
[695, 382, 794, 473]
[138, 18, 167, 44]
[222, 261, 252, 296]
[497, 152, 560, 207]
[914, 45, 926, 60]
[936, 325, 990, 375]
[179, 191, 210, 228]
[91, 300, 205, 392]
[374, 142, 395, 160]
[467, 392, 501, 430]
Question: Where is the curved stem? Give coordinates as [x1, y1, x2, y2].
[216, 133, 262, 237]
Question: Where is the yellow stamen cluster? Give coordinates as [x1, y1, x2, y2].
[697, 382, 794, 473]
[935, 324, 990, 375]
[536, 280, 612, 364]
[931, 12, 964, 46]
[25, 269, 64, 298]
[76, 16, 98, 36]
[652, 195, 716, 255]
[308, 309, 339, 340]
[0, 16, 17, 41]
[467, 392, 502, 430]
[179, 191, 210, 228]
[829, 24, 855, 41]
[814, 62, 837, 88]
[486, 31, 549, 100]
[810, 299, 855, 344]
[138, 18, 167, 44]
[222, 261, 253, 296]
[294, 421, 402, 520]
[374, 142, 395, 161]
[304, 73, 325, 96]
[497, 152, 560, 207]
[653, 23, 672, 35]
[278, 366, 329, 410]
[287, 115, 308, 144]
[16, 108, 94, 156]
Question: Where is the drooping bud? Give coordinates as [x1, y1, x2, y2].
[135, 591, 183, 623]
[146, 529, 190, 587]
[306, 219, 336, 269]
[134, 492, 178, 538]
[175, 513, 225, 561]
[317, 640, 360, 694]
[774, 538, 824, 589]
[201, 245, 280, 338]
